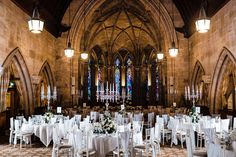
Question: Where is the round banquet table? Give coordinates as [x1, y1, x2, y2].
[34, 124, 55, 147]
[92, 134, 118, 157]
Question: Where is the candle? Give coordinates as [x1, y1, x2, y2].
[196, 86, 199, 99]
[47, 86, 51, 98]
[53, 86, 57, 95]
[41, 85, 44, 99]
[110, 83, 111, 93]
[188, 86, 190, 100]
[192, 85, 195, 96]
[185, 86, 187, 99]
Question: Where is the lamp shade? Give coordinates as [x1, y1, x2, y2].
[28, 7, 44, 33]
[195, 6, 210, 33]
[157, 52, 164, 60]
[64, 42, 74, 58]
[169, 41, 178, 57]
[81, 51, 88, 60]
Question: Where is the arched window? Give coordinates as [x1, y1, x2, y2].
[114, 58, 121, 95]
[88, 60, 91, 100]
[98, 65, 102, 91]
[126, 58, 132, 98]
[156, 65, 159, 101]
[145, 60, 149, 101]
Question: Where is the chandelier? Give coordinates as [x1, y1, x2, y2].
[28, 6, 44, 34]
[195, 3, 210, 33]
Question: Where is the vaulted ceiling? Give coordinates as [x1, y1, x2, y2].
[12, 0, 230, 38]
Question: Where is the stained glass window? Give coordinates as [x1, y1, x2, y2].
[98, 66, 102, 91]
[88, 61, 91, 100]
[126, 58, 132, 98]
[115, 58, 121, 95]
[146, 65, 149, 100]
[156, 65, 159, 101]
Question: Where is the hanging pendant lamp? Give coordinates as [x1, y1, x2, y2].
[169, 41, 178, 57]
[80, 0, 88, 60]
[157, 0, 164, 60]
[28, 6, 44, 34]
[64, 41, 74, 58]
[169, 0, 178, 57]
[64, 3, 74, 58]
[195, 3, 210, 33]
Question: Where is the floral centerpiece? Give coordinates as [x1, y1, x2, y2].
[189, 106, 200, 123]
[43, 111, 54, 123]
[93, 122, 105, 134]
[229, 130, 236, 151]
[101, 114, 116, 134]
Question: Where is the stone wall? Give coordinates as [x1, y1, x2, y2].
[189, 0, 236, 113]
[0, 0, 57, 113]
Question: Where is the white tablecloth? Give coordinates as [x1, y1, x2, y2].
[34, 124, 54, 147]
[92, 134, 118, 157]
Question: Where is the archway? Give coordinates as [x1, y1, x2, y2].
[1, 48, 33, 115]
[36, 61, 55, 110]
[211, 47, 236, 113]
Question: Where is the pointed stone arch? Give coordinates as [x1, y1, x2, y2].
[191, 60, 205, 87]
[39, 60, 55, 92]
[1, 47, 33, 115]
[211, 47, 236, 113]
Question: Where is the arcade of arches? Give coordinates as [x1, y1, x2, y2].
[0, 0, 236, 128]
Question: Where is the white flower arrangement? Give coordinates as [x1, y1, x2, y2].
[101, 115, 116, 134]
[43, 111, 54, 123]
[93, 122, 105, 134]
[189, 106, 200, 123]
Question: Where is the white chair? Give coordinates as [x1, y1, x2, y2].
[134, 127, 156, 157]
[169, 118, 186, 148]
[148, 112, 155, 127]
[73, 129, 96, 157]
[157, 117, 171, 145]
[13, 120, 33, 149]
[133, 121, 143, 146]
[9, 117, 14, 144]
[233, 117, 236, 129]
[220, 119, 230, 132]
[75, 114, 82, 126]
[113, 131, 131, 157]
[133, 113, 143, 121]
[185, 124, 207, 157]
[52, 124, 74, 157]
[203, 128, 216, 149]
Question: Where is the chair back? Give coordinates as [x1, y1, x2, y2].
[10, 117, 14, 130]
[14, 119, 21, 132]
[233, 117, 236, 129]
[148, 112, 155, 127]
[226, 115, 233, 129]
[162, 114, 168, 125]
[221, 119, 230, 132]
[52, 124, 61, 145]
[154, 123, 161, 142]
[203, 128, 216, 148]
[75, 114, 82, 125]
[185, 124, 195, 157]
[117, 131, 131, 157]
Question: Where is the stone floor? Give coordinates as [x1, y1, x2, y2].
[0, 135, 187, 157]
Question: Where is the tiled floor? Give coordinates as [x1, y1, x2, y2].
[0, 135, 187, 157]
